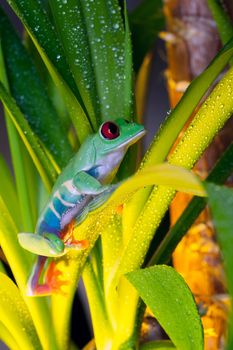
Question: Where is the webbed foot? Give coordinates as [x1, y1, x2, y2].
[61, 220, 89, 252]
[28, 259, 69, 296]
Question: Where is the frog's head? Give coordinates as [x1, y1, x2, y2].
[94, 119, 146, 156]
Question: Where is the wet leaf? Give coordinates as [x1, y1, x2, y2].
[127, 266, 204, 350]
[6, 0, 92, 141]
[150, 142, 233, 265]
[49, 0, 132, 123]
[0, 8, 73, 168]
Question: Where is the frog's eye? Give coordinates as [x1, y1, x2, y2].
[101, 121, 120, 140]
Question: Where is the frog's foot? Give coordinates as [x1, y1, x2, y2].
[44, 261, 69, 295]
[28, 257, 69, 296]
[61, 220, 89, 251]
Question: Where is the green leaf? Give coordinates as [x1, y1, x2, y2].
[6, 0, 78, 99]
[49, 0, 132, 123]
[207, 0, 233, 46]
[0, 82, 57, 190]
[204, 183, 233, 350]
[82, 261, 113, 350]
[127, 266, 204, 350]
[0, 154, 21, 228]
[6, 0, 92, 141]
[129, 0, 164, 71]
[110, 163, 206, 203]
[140, 341, 176, 350]
[0, 7, 73, 168]
[0, 273, 41, 350]
[0, 40, 39, 231]
[150, 141, 233, 265]
[205, 183, 233, 293]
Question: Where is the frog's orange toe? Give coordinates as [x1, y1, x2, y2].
[45, 261, 69, 295]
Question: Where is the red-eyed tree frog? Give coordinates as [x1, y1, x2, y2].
[18, 119, 145, 296]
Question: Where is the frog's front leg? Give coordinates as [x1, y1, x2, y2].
[18, 230, 88, 257]
[27, 256, 69, 296]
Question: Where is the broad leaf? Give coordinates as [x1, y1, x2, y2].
[127, 266, 204, 350]
[110, 163, 206, 201]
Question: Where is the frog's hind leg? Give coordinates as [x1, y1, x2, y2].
[27, 256, 69, 296]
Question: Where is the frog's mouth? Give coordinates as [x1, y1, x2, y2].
[113, 129, 146, 151]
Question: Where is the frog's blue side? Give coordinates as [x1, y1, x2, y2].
[36, 180, 87, 236]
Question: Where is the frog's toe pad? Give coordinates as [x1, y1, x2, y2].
[18, 233, 65, 257]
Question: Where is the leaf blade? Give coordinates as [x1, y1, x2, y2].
[127, 266, 204, 350]
[0, 273, 41, 350]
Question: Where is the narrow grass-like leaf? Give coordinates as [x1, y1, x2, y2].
[50, 0, 132, 123]
[129, 0, 164, 71]
[0, 322, 20, 350]
[207, 0, 233, 45]
[127, 266, 203, 350]
[0, 82, 57, 190]
[82, 261, 113, 350]
[0, 154, 21, 228]
[139, 341, 175, 350]
[6, 0, 92, 141]
[0, 198, 57, 349]
[0, 42, 38, 231]
[49, 0, 100, 129]
[6, 0, 79, 98]
[0, 7, 73, 168]
[0, 273, 41, 350]
[150, 142, 233, 265]
[204, 183, 233, 350]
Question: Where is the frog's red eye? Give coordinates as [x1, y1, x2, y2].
[101, 121, 120, 140]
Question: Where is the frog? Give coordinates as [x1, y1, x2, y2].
[18, 119, 145, 296]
